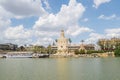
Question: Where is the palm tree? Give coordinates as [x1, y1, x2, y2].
[97, 39, 104, 50]
[47, 44, 52, 54]
[69, 38, 72, 44]
[19, 46, 25, 51]
[68, 38, 72, 52]
[81, 40, 84, 45]
[55, 39, 57, 43]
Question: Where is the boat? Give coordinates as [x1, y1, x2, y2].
[32, 53, 49, 58]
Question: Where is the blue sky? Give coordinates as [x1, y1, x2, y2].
[0, 0, 120, 46]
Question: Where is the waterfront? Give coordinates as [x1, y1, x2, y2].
[0, 58, 120, 80]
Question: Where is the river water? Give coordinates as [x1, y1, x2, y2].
[0, 57, 120, 80]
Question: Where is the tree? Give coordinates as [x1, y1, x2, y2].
[97, 39, 104, 50]
[19, 46, 25, 51]
[69, 38, 72, 44]
[79, 49, 85, 54]
[33, 45, 45, 53]
[68, 38, 72, 52]
[75, 50, 80, 55]
[47, 45, 52, 54]
[55, 39, 57, 43]
[74, 49, 85, 55]
[114, 44, 120, 57]
[81, 40, 84, 43]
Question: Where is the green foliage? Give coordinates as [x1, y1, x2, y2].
[97, 38, 120, 52]
[75, 50, 104, 55]
[75, 50, 80, 55]
[51, 50, 57, 54]
[86, 50, 93, 54]
[87, 50, 104, 54]
[69, 38, 72, 43]
[19, 46, 25, 51]
[55, 39, 57, 42]
[33, 46, 45, 53]
[114, 46, 120, 57]
[79, 49, 85, 54]
[74, 49, 85, 55]
[46, 45, 54, 54]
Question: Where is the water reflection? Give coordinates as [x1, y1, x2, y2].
[56, 58, 69, 80]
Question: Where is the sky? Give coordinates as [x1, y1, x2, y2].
[0, 0, 120, 46]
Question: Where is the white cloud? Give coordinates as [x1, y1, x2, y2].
[0, 0, 93, 46]
[33, 0, 89, 38]
[0, 0, 47, 18]
[42, 0, 51, 10]
[33, 37, 54, 46]
[0, 6, 12, 43]
[0, 0, 49, 45]
[85, 33, 104, 43]
[93, 0, 111, 8]
[0, 7, 11, 43]
[34, 30, 58, 37]
[105, 28, 120, 38]
[98, 14, 119, 20]
[0, 6, 12, 30]
[3, 25, 33, 45]
[0, 18, 11, 30]
[4, 25, 32, 39]
[66, 25, 93, 36]
[85, 28, 120, 44]
[0, 6, 13, 19]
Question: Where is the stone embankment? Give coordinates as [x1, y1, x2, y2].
[0, 51, 6, 58]
[91, 52, 115, 57]
[50, 54, 74, 58]
[50, 52, 115, 58]
[0, 51, 49, 58]
[0, 51, 115, 58]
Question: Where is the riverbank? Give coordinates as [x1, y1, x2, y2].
[49, 52, 115, 58]
[0, 51, 49, 58]
[0, 51, 115, 58]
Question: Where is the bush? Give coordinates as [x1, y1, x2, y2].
[75, 50, 80, 55]
[79, 49, 85, 54]
[86, 50, 93, 54]
[87, 50, 104, 54]
[75, 50, 104, 55]
[114, 46, 120, 57]
[75, 49, 85, 55]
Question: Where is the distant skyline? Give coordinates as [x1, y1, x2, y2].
[0, 0, 120, 46]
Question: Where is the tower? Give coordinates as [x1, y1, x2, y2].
[60, 30, 65, 38]
[57, 30, 68, 54]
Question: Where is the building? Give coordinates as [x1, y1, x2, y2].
[51, 30, 95, 54]
[52, 44, 94, 52]
[0, 44, 10, 50]
[56, 30, 69, 54]
[0, 43, 18, 51]
[98, 37, 120, 51]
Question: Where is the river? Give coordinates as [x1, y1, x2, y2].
[0, 57, 120, 80]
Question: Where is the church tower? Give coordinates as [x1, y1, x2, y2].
[60, 30, 65, 38]
[57, 30, 69, 54]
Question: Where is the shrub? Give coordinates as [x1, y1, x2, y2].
[87, 50, 104, 54]
[74, 49, 85, 55]
[75, 50, 80, 55]
[79, 49, 85, 54]
[114, 46, 120, 57]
